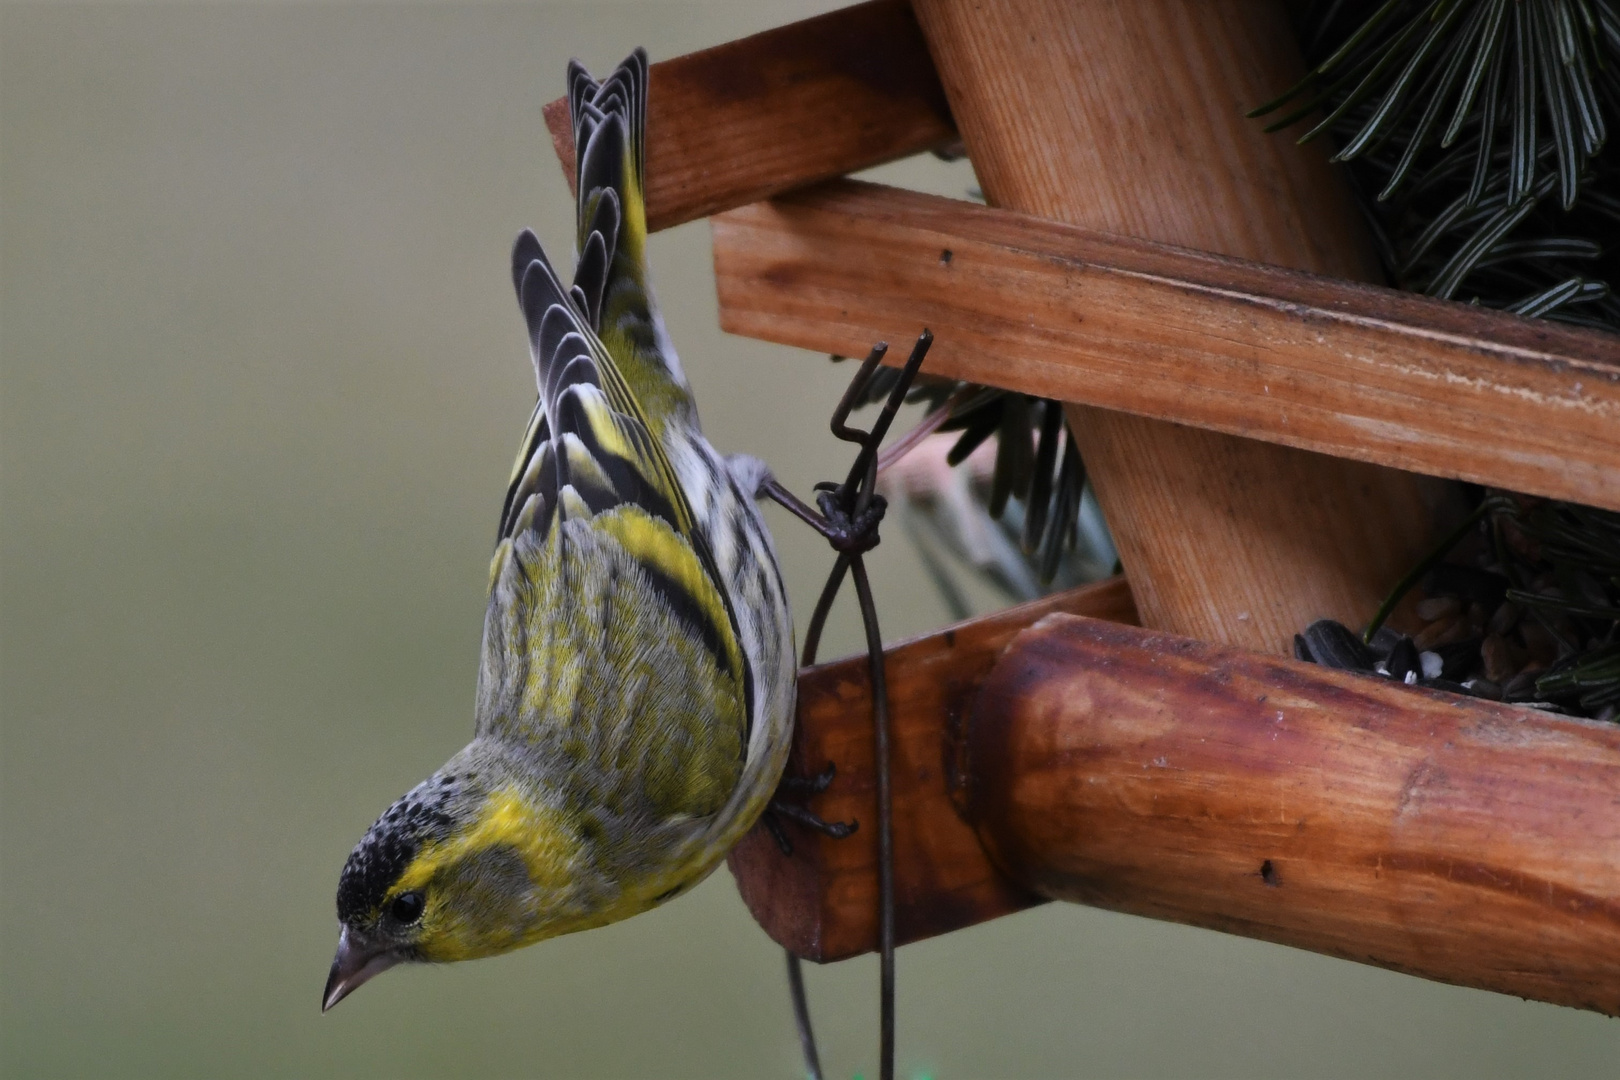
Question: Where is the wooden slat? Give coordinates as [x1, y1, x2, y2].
[713, 180, 1620, 512]
[726, 575, 1138, 962]
[969, 613, 1620, 1016]
[543, 0, 955, 233]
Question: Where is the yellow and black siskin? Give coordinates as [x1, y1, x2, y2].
[323, 48, 796, 1011]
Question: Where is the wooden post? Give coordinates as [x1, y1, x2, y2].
[910, 0, 1453, 652]
[968, 614, 1620, 1016]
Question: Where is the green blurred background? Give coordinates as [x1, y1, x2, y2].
[4, 2, 1618, 1076]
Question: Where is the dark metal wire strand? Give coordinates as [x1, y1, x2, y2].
[786, 952, 823, 1080]
[800, 556, 850, 670]
[851, 553, 896, 1080]
[782, 553, 849, 1080]
[775, 330, 931, 1080]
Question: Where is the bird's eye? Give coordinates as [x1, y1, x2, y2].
[389, 891, 425, 925]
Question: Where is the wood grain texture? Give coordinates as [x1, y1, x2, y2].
[543, 0, 955, 233]
[726, 575, 1138, 961]
[713, 181, 1620, 511]
[909, 0, 1449, 655]
[969, 613, 1620, 1015]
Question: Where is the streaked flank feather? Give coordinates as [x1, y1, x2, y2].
[325, 48, 796, 1009]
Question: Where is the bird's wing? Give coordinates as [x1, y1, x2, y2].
[565, 48, 697, 437]
[496, 230, 697, 549]
[473, 50, 761, 823]
[479, 229, 752, 820]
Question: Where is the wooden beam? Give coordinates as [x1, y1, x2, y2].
[543, 0, 955, 233]
[726, 575, 1138, 962]
[713, 180, 1620, 512]
[910, 0, 1446, 658]
[968, 613, 1620, 1016]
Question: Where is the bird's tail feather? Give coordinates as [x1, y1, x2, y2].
[564, 49, 694, 430]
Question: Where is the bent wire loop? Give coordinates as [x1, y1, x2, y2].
[762, 330, 933, 1080]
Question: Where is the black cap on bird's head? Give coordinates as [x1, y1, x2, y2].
[323, 781, 456, 1011]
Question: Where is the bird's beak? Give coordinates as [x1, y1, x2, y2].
[321, 927, 401, 1012]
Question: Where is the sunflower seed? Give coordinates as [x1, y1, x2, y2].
[1302, 619, 1375, 671]
[1368, 625, 1405, 659]
[1387, 636, 1421, 681]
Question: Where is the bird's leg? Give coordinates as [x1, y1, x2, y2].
[759, 479, 887, 555]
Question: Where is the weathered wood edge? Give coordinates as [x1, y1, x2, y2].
[713, 180, 1620, 512]
[543, 0, 955, 233]
[970, 612, 1620, 1016]
[726, 575, 1137, 961]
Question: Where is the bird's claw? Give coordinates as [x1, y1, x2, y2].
[814, 492, 887, 555]
[765, 763, 859, 857]
[770, 798, 858, 840]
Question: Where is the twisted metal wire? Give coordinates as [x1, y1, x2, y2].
[774, 331, 933, 1080]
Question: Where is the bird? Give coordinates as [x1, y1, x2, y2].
[322, 48, 797, 1011]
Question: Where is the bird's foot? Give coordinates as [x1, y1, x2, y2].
[812, 489, 887, 555]
[764, 763, 858, 857]
[758, 479, 887, 556]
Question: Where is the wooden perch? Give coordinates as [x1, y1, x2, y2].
[543, 0, 954, 233]
[968, 614, 1620, 1016]
[726, 575, 1138, 961]
[729, 571, 1620, 1013]
[713, 180, 1620, 512]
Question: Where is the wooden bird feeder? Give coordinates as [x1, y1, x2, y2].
[546, 0, 1620, 1016]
